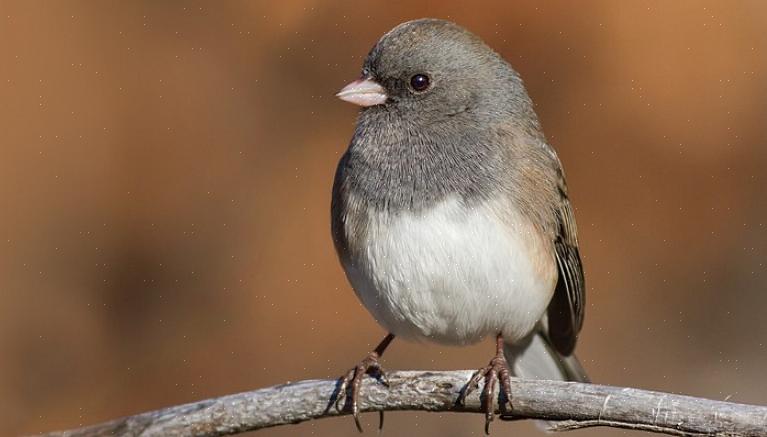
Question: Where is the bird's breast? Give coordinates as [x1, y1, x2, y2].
[339, 196, 557, 345]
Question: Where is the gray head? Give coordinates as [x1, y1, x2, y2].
[334, 19, 552, 214]
[337, 18, 540, 136]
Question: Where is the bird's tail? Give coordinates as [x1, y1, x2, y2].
[503, 325, 589, 429]
[504, 327, 589, 382]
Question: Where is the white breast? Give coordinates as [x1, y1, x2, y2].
[342, 197, 557, 346]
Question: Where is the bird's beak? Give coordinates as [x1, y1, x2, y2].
[336, 78, 387, 107]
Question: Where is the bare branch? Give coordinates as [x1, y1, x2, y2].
[38, 370, 767, 437]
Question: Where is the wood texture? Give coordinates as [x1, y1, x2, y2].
[39, 370, 767, 437]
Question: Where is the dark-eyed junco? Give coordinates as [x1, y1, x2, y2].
[332, 18, 588, 433]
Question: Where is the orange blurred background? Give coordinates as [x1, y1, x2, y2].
[2, 1, 766, 436]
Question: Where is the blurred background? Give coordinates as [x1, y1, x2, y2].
[1, 1, 766, 436]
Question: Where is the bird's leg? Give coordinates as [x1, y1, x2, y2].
[335, 333, 395, 432]
[458, 333, 513, 434]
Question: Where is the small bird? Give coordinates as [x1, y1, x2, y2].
[332, 18, 588, 433]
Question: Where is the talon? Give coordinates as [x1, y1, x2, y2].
[335, 368, 355, 412]
[499, 367, 513, 412]
[335, 334, 395, 432]
[337, 359, 380, 432]
[379, 366, 391, 387]
[353, 410, 363, 433]
[378, 410, 385, 430]
[458, 334, 514, 434]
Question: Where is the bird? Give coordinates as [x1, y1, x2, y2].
[331, 18, 588, 433]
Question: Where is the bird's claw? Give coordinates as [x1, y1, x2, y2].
[458, 353, 513, 435]
[335, 351, 388, 432]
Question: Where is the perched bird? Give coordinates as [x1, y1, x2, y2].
[332, 18, 588, 433]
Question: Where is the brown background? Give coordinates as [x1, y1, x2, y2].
[2, 1, 766, 436]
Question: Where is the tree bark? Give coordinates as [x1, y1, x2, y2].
[38, 370, 767, 437]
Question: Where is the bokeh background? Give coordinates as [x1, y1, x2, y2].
[2, 1, 766, 436]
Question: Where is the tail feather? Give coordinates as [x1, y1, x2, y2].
[504, 329, 589, 382]
[503, 326, 589, 429]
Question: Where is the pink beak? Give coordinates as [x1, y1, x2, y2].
[336, 78, 387, 107]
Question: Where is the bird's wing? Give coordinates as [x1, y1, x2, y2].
[545, 159, 585, 356]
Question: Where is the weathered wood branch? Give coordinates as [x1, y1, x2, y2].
[39, 370, 767, 437]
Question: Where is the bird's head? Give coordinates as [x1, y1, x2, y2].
[337, 18, 536, 130]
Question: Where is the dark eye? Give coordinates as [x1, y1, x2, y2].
[410, 74, 430, 92]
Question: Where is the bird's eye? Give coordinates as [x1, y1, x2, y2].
[410, 74, 430, 92]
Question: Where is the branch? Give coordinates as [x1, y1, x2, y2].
[39, 370, 767, 437]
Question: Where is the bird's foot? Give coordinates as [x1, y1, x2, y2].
[335, 345, 391, 432]
[458, 336, 513, 434]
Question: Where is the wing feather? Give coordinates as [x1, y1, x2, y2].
[546, 172, 585, 356]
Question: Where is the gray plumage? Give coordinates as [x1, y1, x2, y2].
[332, 17, 587, 389]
